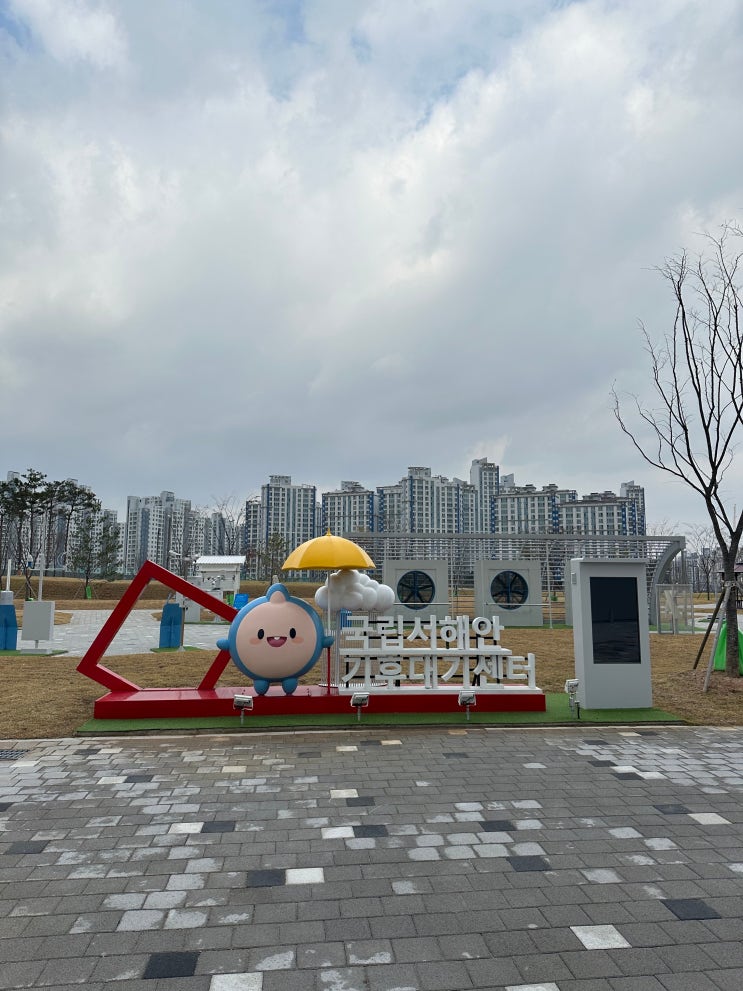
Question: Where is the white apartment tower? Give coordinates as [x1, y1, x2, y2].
[245, 475, 318, 576]
[124, 491, 193, 572]
[376, 467, 477, 534]
[469, 458, 500, 531]
[322, 481, 375, 534]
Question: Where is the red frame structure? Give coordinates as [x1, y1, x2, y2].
[78, 561, 545, 720]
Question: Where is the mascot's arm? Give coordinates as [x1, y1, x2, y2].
[323, 635, 334, 648]
[217, 638, 229, 651]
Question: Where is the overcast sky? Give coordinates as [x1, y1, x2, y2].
[2, 0, 742, 531]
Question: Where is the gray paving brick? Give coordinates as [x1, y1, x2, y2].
[657, 974, 722, 990]
[4, 727, 743, 990]
[710, 969, 743, 990]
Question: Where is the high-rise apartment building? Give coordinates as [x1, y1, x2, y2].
[322, 481, 375, 534]
[376, 467, 477, 534]
[469, 458, 500, 531]
[492, 481, 576, 535]
[559, 488, 644, 536]
[124, 491, 193, 572]
[245, 475, 318, 578]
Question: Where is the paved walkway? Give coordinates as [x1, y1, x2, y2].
[2, 724, 743, 989]
[18, 610, 229, 657]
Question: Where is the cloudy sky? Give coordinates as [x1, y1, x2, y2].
[2, 0, 742, 530]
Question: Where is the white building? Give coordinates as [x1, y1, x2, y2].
[245, 475, 318, 578]
[376, 467, 477, 534]
[322, 481, 376, 534]
[560, 487, 644, 536]
[469, 457, 500, 531]
[124, 491, 194, 572]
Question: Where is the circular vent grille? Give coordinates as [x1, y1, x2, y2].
[397, 570, 435, 610]
[490, 570, 529, 610]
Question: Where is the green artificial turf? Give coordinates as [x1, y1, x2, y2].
[76, 693, 683, 735]
[0, 649, 67, 656]
[150, 646, 203, 653]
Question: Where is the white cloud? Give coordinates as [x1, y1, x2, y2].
[1, 0, 742, 527]
[9, 0, 128, 70]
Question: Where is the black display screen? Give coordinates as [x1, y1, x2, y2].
[589, 576, 641, 664]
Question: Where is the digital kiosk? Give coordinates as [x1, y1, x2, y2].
[571, 558, 652, 709]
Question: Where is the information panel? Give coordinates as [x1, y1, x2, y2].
[571, 559, 652, 709]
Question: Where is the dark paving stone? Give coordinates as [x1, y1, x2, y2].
[613, 772, 643, 780]
[507, 855, 551, 872]
[346, 797, 376, 807]
[480, 820, 515, 832]
[5, 840, 49, 855]
[655, 804, 690, 815]
[125, 774, 154, 782]
[353, 824, 389, 838]
[443, 752, 470, 759]
[360, 740, 382, 747]
[298, 751, 321, 758]
[583, 739, 609, 745]
[661, 898, 721, 920]
[201, 820, 236, 833]
[142, 951, 199, 979]
[0, 749, 29, 760]
[590, 759, 616, 766]
[0, 802, 14, 811]
[246, 869, 286, 887]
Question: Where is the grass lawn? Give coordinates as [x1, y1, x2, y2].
[1, 623, 741, 740]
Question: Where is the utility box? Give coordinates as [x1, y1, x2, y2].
[571, 559, 652, 709]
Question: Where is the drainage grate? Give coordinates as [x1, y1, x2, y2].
[0, 750, 29, 760]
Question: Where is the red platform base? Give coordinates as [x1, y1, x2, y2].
[92, 684, 546, 719]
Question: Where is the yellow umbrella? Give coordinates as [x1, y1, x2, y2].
[282, 530, 375, 696]
[282, 529, 375, 571]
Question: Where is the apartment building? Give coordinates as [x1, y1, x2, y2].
[245, 475, 318, 578]
[322, 481, 376, 534]
[123, 491, 193, 572]
[469, 458, 500, 531]
[375, 467, 478, 534]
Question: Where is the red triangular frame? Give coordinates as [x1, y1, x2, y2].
[76, 560, 237, 693]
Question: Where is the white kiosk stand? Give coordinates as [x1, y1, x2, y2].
[571, 558, 652, 709]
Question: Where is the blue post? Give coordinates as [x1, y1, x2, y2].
[0, 592, 18, 651]
[159, 602, 184, 649]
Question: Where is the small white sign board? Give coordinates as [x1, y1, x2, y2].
[22, 601, 55, 643]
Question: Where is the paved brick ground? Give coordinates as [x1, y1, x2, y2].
[1, 725, 743, 990]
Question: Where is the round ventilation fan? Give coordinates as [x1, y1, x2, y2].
[397, 570, 435, 610]
[490, 570, 529, 610]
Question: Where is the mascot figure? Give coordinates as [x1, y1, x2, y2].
[218, 583, 333, 695]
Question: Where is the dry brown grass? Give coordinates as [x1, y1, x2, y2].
[1, 625, 741, 740]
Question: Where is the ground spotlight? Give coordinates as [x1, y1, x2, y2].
[458, 691, 476, 720]
[351, 692, 370, 721]
[233, 693, 254, 725]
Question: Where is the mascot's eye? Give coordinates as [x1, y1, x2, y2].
[289, 627, 296, 639]
[257, 629, 265, 640]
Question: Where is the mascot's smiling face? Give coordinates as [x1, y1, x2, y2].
[218, 583, 333, 695]
[234, 589, 316, 677]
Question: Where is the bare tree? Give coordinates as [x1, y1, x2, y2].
[685, 523, 721, 600]
[613, 225, 743, 675]
[209, 493, 249, 556]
